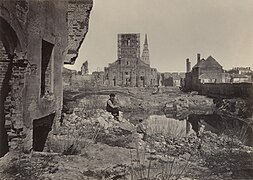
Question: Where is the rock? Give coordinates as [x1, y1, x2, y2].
[190, 91, 198, 95]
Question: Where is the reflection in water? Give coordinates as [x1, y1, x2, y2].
[123, 109, 253, 146]
[123, 109, 195, 138]
[145, 115, 194, 138]
[123, 109, 164, 125]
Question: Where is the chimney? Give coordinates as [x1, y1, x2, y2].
[186, 58, 191, 72]
[197, 53, 200, 64]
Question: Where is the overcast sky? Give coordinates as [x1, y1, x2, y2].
[65, 0, 253, 73]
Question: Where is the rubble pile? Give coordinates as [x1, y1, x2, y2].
[47, 108, 136, 153]
[145, 130, 251, 159]
[215, 98, 253, 119]
[164, 95, 215, 120]
[146, 133, 199, 157]
[95, 125, 134, 148]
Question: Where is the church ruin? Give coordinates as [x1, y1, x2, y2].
[104, 33, 158, 87]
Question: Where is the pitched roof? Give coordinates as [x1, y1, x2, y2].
[193, 56, 222, 69]
[205, 56, 222, 67]
[193, 58, 205, 68]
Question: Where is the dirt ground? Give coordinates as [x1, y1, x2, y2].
[1, 87, 253, 180]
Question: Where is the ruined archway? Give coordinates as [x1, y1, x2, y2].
[0, 17, 20, 157]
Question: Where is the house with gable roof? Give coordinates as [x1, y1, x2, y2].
[184, 54, 224, 91]
[192, 55, 224, 83]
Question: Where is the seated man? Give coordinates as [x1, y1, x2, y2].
[106, 93, 120, 120]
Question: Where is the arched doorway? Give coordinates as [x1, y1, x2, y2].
[0, 17, 20, 157]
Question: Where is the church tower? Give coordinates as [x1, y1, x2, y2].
[141, 34, 150, 65]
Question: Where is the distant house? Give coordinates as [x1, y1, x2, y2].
[184, 54, 224, 91]
[230, 74, 250, 83]
[183, 55, 253, 98]
[160, 72, 185, 87]
[92, 71, 105, 85]
[192, 56, 224, 83]
[172, 73, 181, 86]
[229, 67, 252, 75]
[227, 67, 252, 83]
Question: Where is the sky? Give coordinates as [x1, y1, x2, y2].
[65, 0, 253, 73]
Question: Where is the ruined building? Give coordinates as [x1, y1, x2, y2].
[183, 54, 253, 98]
[160, 72, 185, 87]
[81, 60, 89, 75]
[0, 0, 92, 157]
[184, 54, 224, 90]
[192, 54, 224, 83]
[104, 33, 158, 87]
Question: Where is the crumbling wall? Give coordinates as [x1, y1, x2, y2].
[70, 74, 93, 88]
[65, 0, 93, 64]
[5, 58, 28, 133]
[0, 0, 93, 156]
[0, 41, 10, 157]
[81, 61, 89, 75]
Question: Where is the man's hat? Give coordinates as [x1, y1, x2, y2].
[109, 93, 116, 97]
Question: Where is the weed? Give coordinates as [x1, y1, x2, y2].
[221, 119, 249, 152]
[61, 122, 101, 155]
[129, 141, 191, 180]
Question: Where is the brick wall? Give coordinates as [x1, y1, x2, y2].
[0, 40, 10, 116]
[0, 41, 9, 88]
[0, 40, 10, 156]
[5, 58, 28, 134]
[65, 0, 93, 64]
